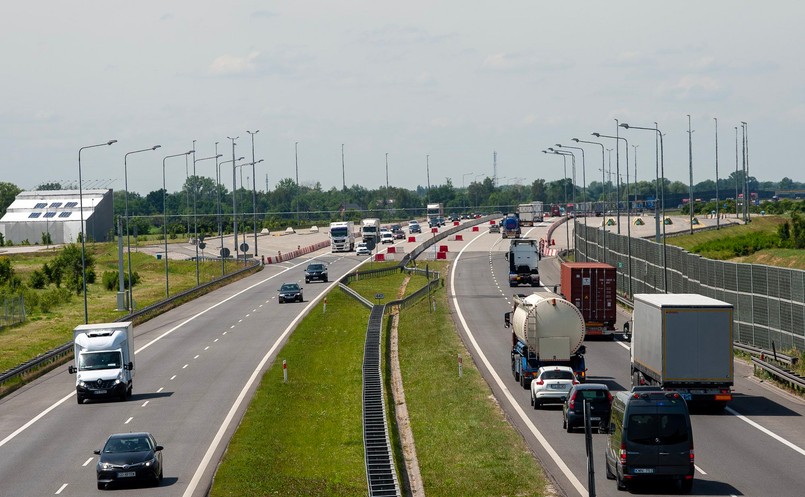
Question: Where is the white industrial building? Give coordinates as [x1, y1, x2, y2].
[0, 189, 114, 245]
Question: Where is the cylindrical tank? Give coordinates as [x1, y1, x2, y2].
[511, 293, 586, 356]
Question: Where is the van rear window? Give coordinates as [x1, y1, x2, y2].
[579, 390, 608, 400]
[627, 414, 688, 445]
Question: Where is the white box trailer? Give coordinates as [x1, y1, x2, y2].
[631, 294, 733, 406]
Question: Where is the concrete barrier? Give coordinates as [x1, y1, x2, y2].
[436, 251, 447, 260]
[439, 245, 448, 252]
[472, 226, 479, 231]
[408, 236, 417, 242]
[374, 253, 385, 262]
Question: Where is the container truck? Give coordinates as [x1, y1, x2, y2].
[517, 201, 544, 226]
[68, 322, 134, 404]
[504, 292, 587, 388]
[360, 218, 380, 250]
[329, 221, 355, 252]
[560, 262, 617, 338]
[506, 239, 540, 287]
[631, 293, 734, 407]
[501, 215, 520, 239]
[427, 203, 444, 228]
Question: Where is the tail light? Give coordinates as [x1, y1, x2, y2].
[568, 392, 576, 409]
[535, 380, 544, 385]
[689, 441, 695, 465]
[619, 441, 627, 465]
[606, 391, 613, 402]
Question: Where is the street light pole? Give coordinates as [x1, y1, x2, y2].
[687, 114, 695, 235]
[193, 153, 223, 283]
[217, 157, 245, 273]
[247, 130, 260, 256]
[714, 117, 720, 229]
[543, 150, 571, 253]
[163, 150, 194, 298]
[385, 153, 389, 220]
[123, 145, 160, 311]
[426, 155, 431, 204]
[735, 126, 739, 219]
[78, 139, 117, 324]
[295, 141, 299, 225]
[227, 136, 239, 260]
[341, 144, 346, 221]
[572, 138, 606, 261]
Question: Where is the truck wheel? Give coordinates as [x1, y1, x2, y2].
[616, 471, 628, 491]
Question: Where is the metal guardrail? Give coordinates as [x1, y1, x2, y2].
[733, 342, 798, 366]
[0, 259, 261, 389]
[751, 356, 805, 390]
[363, 304, 402, 497]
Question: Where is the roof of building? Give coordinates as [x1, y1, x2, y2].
[0, 189, 111, 223]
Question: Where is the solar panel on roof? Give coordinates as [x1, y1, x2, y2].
[34, 203, 47, 209]
[49, 202, 62, 208]
[43, 212, 56, 218]
[29, 212, 41, 218]
[65, 202, 78, 208]
[58, 212, 71, 218]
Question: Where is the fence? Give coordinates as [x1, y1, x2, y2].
[575, 222, 805, 352]
[0, 295, 26, 329]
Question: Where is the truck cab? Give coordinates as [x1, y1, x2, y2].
[69, 322, 134, 404]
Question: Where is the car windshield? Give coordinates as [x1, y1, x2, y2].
[79, 351, 122, 371]
[541, 370, 575, 380]
[627, 414, 688, 445]
[281, 284, 299, 292]
[307, 264, 324, 271]
[104, 436, 152, 453]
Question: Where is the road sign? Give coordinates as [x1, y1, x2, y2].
[617, 262, 623, 268]
[240, 242, 249, 252]
[375, 293, 384, 300]
[198, 242, 206, 250]
[220, 247, 231, 258]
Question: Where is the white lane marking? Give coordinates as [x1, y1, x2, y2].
[157, 387, 164, 393]
[183, 364, 189, 369]
[194, 355, 200, 359]
[615, 340, 630, 351]
[223, 331, 227, 335]
[726, 406, 805, 457]
[240, 318, 245, 321]
[230, 325, 235, 329]
[253, 308, 258, 312]
[170, 375, 177, 380]
[694, 464, 707, 475]
[55, 483, 68, 494]
[142, 401, 150, 407]
[181, 255, 372, 497]
[259, 304, 263, 308]
[124, 417, 133, 424]
[82, 458, 94, 467]
[0, 391, 73, 448]
[450, 231, 588, 497]
[204, 346, 210, 350]
[214, 338, 219, 342]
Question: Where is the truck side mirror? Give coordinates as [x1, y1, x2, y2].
[68, 366, 76, 374]
[504, 253, 509, 261]
[126, 362, 134, 371]
[503, 312, 511, 328]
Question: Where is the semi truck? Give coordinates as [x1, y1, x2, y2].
[427, 203, 444, 228]
[517, 201, 544, 226]
[329, 221, 355, 252]
[506, 239, 540, 287]
[68, 322, 135, 404]
[501, 215, 520, 239]
[560, 262, 617, 337]
[360, 218, 381, 250]
[504, 292, 587, 388]
[631, 293, 734, 407]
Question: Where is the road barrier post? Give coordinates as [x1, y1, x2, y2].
[458, 354, 463, 378]
[283, 360, 288, 383]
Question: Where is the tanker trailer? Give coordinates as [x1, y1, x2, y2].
[503, 292, 587, 388]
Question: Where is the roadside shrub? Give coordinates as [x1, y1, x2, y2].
[29, 269, 47, 289]
[102, 271, 118, 291]
[0, 257, 13, 284]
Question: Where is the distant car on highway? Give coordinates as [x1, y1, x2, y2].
[408, 221, 421, 233]
[530, 366, 578, 409]
[562, 383, 612, 433]
[380, 232, 394, 244]
[278, 283, 303, 303]
[95, 432, 163, 490]
[356, 242, 371, 256]
[304, 263, 328, 283]
[489, 223, 500, 233]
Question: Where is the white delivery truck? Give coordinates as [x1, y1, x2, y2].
[517, 201, 544, 226]
[68, 322, 135, 404]
[631, 294, 734, 407]
[329, 221, 355, 252]
[360, 218, 381, 250]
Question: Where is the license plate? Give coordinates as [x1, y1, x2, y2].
[550, 384, 566, 389]
[633, 468, 655, 474]
[590, 417, 601, 421]
[94, 390, 107, 395]
[117, 471, 136, 478]
[681, 393, 692, 400]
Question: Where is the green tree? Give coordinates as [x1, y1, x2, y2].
[36, 182, 63, 190]
[51, 244, 95, 295]
[0, 181, 22, 218]
[0, 257, 14, 284]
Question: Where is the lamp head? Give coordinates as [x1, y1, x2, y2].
[541, 150, 548, 154]
[187, 150, 194, 155]
[555, 143, 563, 148]
[592, 132, 601, 137]
[548, 147, 555, 152]
[619, 123, 630, 129]
[571, 138, 580, 143]
[152, 145, 162, 150]
[107, 140, 117, 145]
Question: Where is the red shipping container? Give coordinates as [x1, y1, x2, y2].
[560, 262, 617, 336]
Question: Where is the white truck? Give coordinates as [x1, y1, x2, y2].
[329, 221, 355, 252]
[504, 292, 587, 388]
[631, 293, 734, 407]
[68, 322, 135, 404]
[505, 239, 540, 287]
[426, 203, 444, 228]
[360, 218, 381, 250]
[517, 201, 544, 226]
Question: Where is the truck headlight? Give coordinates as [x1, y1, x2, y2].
[78, 381, 86, 388]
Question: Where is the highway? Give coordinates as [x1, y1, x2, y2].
[449, 221, 805, 496]
[2, 219, 805, 496]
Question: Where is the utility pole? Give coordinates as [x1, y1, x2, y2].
[227, 136, 239, 261]
[687, 115, 694, 235]
[714, 118, 720, 229]
[341, 144, 346, 221]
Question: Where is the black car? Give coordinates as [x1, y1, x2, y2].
[304, 263, 328, 283]
[408, 222, 422, 233]
[95, 432, 163, 489]
[562, 383, 612, 433]
[278, 283, 303, 303]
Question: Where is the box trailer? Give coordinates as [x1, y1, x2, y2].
[560, 262, 617, 337]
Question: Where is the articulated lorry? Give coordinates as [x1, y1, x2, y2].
[506, 239, 540, 287]
[504, 292, 587, 388]
[427, 203, 444, 228]
[329, 221, 355, 252]
[560, 262, 617, 337]
[69, 322, 134, 404]
[631, 293, 734, 407]
[501, 214, 520, 239]
[517, 201, 544, 226]
[360, 218, 380, 250]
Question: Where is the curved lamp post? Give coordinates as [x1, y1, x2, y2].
[79, 139, 117, 324]
[572, 138, 607, 261]
[192, 153, 223, 283]
[246, 130, 260, 256]
[162, 150, 194, 298]
[543, 149, 571, 253]
[235, 159, 263, 262]
[124, 145, 160, 311]
[619, 122, 668, 293]
[217, 157, 245, 274]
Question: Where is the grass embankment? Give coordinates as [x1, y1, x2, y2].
[0, 242, 244, 379]
[211, 262, 551, 496]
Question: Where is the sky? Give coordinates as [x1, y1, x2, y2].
[2, 1, 804, 196]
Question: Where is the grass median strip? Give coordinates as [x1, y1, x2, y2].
[211, 263, 551, 496]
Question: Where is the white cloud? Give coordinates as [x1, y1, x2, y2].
[209, 51, 261, 76]
[657, 75, 726, 101]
